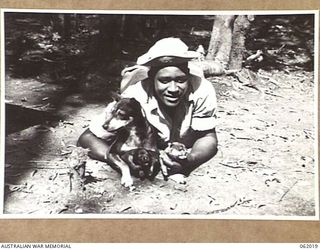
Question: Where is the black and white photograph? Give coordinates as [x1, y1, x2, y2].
[1, 10, 318, 218]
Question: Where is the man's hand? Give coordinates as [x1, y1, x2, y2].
[160, 129, 218, 177]
[160, 150, 189, 175]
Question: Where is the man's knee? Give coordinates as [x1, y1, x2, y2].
[88, 149, 107, 162]
[77, 129, 109, 162]
[77, 129, 95, 148]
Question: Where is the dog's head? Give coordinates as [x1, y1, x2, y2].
[102, 98, 143, 132]
[131, 148, 160, 181]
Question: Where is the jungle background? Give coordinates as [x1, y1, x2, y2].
[3, 12, 316, 216]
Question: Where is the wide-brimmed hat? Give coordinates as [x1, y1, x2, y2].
[136, 37, 199, 66]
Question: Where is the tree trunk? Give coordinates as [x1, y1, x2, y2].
[51, 14, 71, 41]
[206, 15, 236, 68]
[229, 15, 251, 70]
[201, 15, 252, 75]
[97, 15, 121, 61]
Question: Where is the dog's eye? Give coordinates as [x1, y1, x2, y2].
[123, 115, 129, 120]
[117, 110, 129, 120]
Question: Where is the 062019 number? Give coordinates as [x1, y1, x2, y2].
[300, 244, 319, 248]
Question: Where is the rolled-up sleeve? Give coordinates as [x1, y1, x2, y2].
[191, 79, 218, 131]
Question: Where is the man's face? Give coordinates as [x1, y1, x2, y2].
[153, 66, 189, 108]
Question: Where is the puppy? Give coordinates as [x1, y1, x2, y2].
[163, 142, 189, 184]
[121, 148, 160, 181]
[165, 142, 189, 161]
[102, 97, 165, 188]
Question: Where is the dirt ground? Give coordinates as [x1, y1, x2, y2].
[4, 68, 317, 218]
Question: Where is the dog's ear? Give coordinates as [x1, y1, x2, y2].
[129, 98, 146, 118]
[109, 91, 122, 102]
[129, 98, 140, 106]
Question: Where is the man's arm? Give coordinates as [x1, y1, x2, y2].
[186, 128, 218, 174]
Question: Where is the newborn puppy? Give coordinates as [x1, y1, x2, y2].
[121, 148, 161, 181]
[162, 142, 189, 184]
[165, 142, 188, 161]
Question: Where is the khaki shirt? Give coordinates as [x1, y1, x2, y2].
[121, 75, 217, 148]
[90, 75, 217, 148]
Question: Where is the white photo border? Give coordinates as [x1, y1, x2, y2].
[1, 9, 318, 220]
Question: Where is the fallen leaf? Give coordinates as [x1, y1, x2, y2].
[170, 204, 177, 210]
[119, 206, 132, 213]
[31, 169, 38, 177]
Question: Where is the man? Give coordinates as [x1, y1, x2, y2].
[78, 37, 218, 182]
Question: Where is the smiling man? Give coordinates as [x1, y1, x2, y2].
[78, 37, 219, 182]
[121, 38, 219, 180]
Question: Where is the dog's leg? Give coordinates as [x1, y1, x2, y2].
[148, 159, 161, 181]
[122, 153, 139, 171]
[108, 153, 134, 188]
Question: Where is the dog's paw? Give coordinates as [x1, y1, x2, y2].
[121, 175, 134, 188]
[168, 174, 187, 184]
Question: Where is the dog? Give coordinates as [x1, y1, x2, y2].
[102, 97, 165, 188]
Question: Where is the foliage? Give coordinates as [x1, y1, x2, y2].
[5, 13, 315, 87]
[245, 15, 314, 71]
